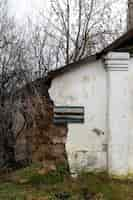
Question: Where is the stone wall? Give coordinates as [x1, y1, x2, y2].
[6, 78, 69, 172]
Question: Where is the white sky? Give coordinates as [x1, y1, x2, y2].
[8, 0, 50, 21]
[8, 0, 127, 26]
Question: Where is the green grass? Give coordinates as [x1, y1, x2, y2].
[0, 165, 133, 200]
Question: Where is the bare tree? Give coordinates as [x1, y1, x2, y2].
[48, 0, 124, 66]
[20, 16, 57, 79]
[0, 0, 32, 167]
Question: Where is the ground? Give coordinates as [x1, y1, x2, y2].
[0, 164, 133, 200]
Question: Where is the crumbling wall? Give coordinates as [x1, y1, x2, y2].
[7, 78, 69, 172]
[0, 106, 15, 168]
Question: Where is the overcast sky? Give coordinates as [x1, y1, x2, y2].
[8, 0, 50, 21]
[8, 0, 127, 25]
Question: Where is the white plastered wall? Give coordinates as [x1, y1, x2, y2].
[50, 52, 133, 176]
[49, 60, 107, 172]
[105, 52, 130, 176]
[128, 57, 133, 174]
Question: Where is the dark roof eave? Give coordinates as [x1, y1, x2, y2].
[48, 54, 97, 80]
[48, 28, 133, 80]
[97, 29, 133, 58]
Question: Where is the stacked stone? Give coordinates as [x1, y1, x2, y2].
[13, 79, 69, 173]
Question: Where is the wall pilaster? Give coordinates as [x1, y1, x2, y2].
[105, 52, 130, 176]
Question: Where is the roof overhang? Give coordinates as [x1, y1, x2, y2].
[48, 28, 133, 80]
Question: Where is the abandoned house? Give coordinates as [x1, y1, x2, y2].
[2, 0, 133, 178]
[48, 1, 133, 177]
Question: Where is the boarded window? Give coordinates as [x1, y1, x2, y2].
[53, 106, 84, 124]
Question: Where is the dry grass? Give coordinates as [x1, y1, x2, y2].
[0, 165, 133, 200]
